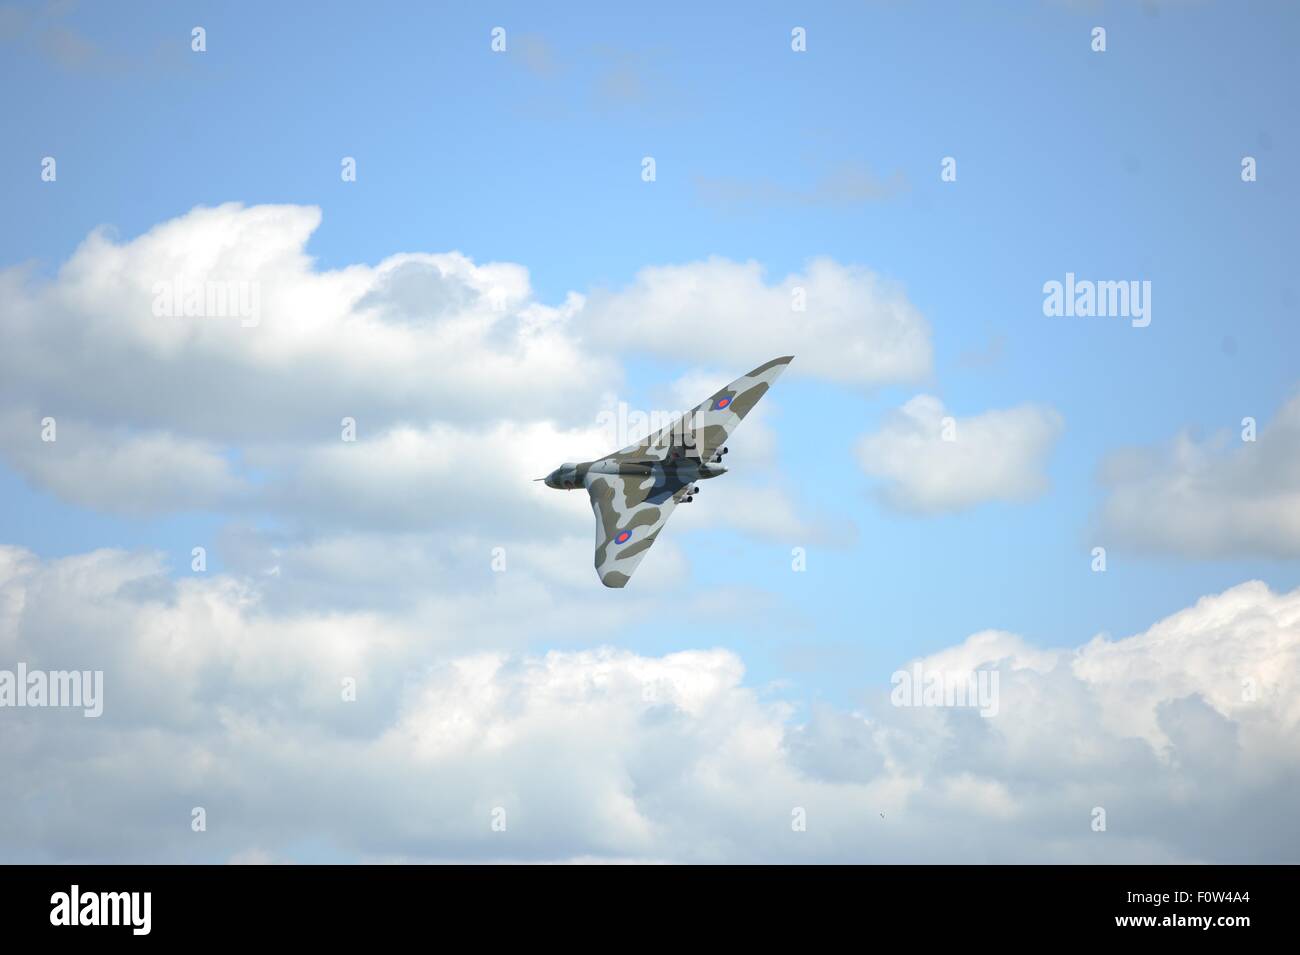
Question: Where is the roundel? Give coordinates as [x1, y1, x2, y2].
[714, 396, 732, 410]
[614, 530, 632, 545]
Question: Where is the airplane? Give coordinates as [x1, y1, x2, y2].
[539, 356, 793, 588]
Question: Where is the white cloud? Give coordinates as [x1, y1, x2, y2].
[14, 203, 1287, 863]
[684, 483, 854, 547]
[1095, 391, 1300, 557]
[1072, 580, 1300, 750]
[1, 545, 1296, 863]
[0, 411, 247, 515]
[0, 204, 834, 550]
[0, 203, 615, 442]
[579, 257, 932, 387]
[856, 394, 1064, 514]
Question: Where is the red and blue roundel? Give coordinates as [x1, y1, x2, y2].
[614, 530, 632, 545]
[713, 395, 732, 410]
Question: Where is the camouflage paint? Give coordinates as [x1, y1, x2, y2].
[543, 356, 793, 587]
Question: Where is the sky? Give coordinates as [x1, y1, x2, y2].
[0, 0, 1297, 863]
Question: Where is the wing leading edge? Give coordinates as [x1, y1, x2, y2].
[610, 355, 794, 464]
[587, 356, 793, 588]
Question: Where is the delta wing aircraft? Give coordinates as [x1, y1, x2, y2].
[540, 356, 793, 588]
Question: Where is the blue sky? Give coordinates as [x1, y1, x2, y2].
[1, 1, 1298, 862]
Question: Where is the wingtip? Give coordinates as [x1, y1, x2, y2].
[746, 355, 795, 377]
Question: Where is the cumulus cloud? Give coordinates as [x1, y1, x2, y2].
[0, 203, 842, 549]
[1095, 391, 1300, 558]
[1, 546, 1296, 863]
[856, 395, 1064, 514]
[0, 203, 610, 441]
[682, 484, 854, 548]
[579, 257, 932, 388]
[21, 203, 1286, 864]
[0, 411, 247, 516]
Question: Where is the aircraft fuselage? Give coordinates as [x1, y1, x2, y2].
[543, 457, 726, 491]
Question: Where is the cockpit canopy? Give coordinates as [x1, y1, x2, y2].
[545, 463, 580, 489]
